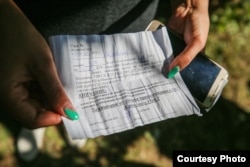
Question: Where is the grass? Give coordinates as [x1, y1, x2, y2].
[1, 0, 250, 166]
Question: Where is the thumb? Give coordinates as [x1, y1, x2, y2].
[31, 52, 78, 120]
[169, 37, 204, 71]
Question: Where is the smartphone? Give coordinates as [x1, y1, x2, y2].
[146, 20, 228, 109]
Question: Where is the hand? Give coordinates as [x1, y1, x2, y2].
[0, 1, 75, 128]
[167, 0, 209, 71]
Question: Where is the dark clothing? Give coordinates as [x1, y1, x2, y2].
[14, 0, 159, 37]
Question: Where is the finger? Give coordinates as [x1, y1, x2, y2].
[34, 110, 62, 128]
[14, 104, 62, 129]
[169, 36, 204, 71]
[167, 3, 191, 34]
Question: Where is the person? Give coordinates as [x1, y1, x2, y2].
[0, 0, 209, 162]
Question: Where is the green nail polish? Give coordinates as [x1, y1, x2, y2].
[64, 108, 79, 120]
[168, 66, 180, 79]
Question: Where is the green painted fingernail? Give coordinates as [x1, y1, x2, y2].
[64, 108, 79, 120]
[167, 66, 180, 79]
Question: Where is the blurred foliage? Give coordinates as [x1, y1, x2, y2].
[207, 0, 250, 111]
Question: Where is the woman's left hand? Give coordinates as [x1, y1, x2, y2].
[168, 0, 210, 71]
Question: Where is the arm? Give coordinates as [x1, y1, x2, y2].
[168, 0, 210, 71]
[0, 0, 76, 128]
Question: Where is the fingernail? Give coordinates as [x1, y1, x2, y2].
[64, 108, 79, 120]
[167, 66, 180, 79]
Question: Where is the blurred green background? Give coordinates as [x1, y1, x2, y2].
[1, 0, 250, 166]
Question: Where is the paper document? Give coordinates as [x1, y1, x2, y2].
[49, 27, 200, 139]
